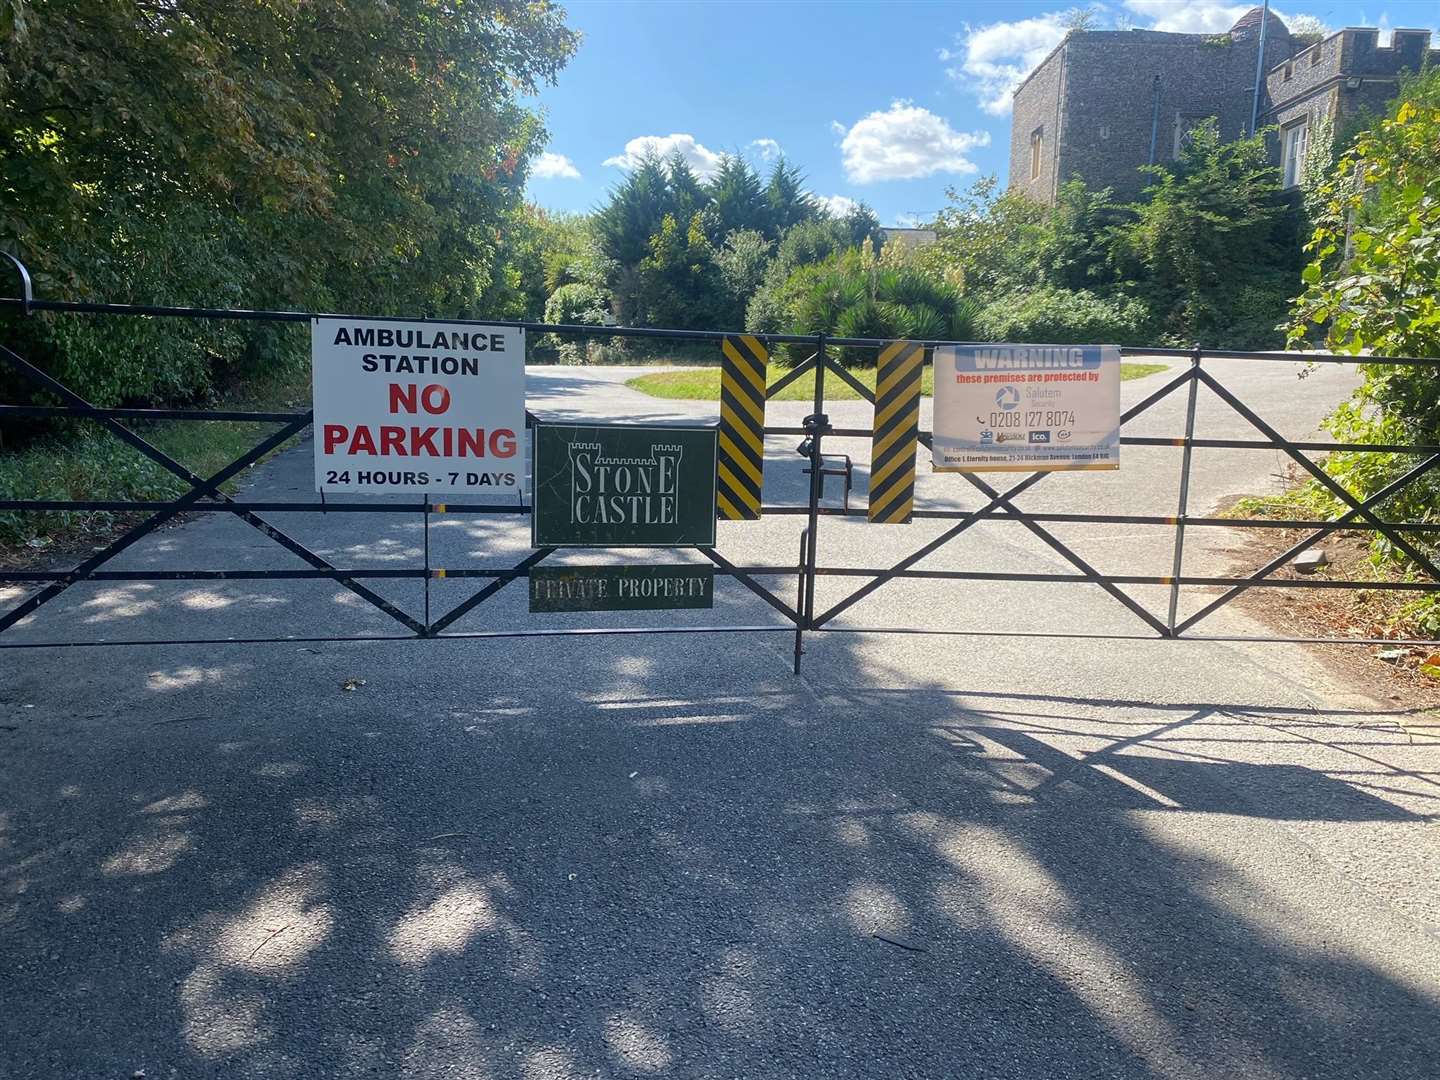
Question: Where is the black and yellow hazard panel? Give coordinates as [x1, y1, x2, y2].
[868, 340, 923, 524]
[716, 334, 768, 519]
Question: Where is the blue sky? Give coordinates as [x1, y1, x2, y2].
[527, 1, 1440, 225]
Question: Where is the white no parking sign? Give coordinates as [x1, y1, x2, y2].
[311, 317, 525, 495]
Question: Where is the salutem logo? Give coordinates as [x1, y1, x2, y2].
[995, 386, 1021, 411]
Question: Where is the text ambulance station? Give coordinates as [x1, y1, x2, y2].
[311, 317, 525, 495]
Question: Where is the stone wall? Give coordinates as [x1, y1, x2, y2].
[1010, 21, 1294, 203]
[1263, 29, 1437, 179]
[1057, 30, 1280, 200]
[1009, 43, 1067, 204]
[1009, 19, 1435, 204]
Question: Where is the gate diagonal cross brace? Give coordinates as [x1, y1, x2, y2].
[811, 363, 1197, 632]
[1195, 367, 1440, 582]
[0, 343, 426, 636]
[1168, 367, 1440, 635]
[1174, 451, 1440, 634]
[427, 546, 557, 635]
[423, 359, 812, 636]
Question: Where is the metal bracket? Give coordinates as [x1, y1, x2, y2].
[803, 453, 854, 510]
[2, 251, 34, 315]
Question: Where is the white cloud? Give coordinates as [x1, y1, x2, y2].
[948, 12, 1072, 115]
[834, 101, 990, 183]
[813, 193, 859, 218]
[1122, 1, 1251, 33]
[948, 5, 1320, 113]
[602, 133, 723, 179]
[750, 138, 781, 162]
[530, 152, 580, 180]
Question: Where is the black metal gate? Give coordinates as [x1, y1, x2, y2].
[3, 254, 1438, 671]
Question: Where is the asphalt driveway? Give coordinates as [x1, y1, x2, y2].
[2, 356, 1438, 1079]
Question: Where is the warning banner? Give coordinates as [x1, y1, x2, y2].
[932, 343, 1120, 473]
[311, 317, 525, 495]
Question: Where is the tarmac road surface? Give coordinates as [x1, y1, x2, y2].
[2, 355, 1438, 1079]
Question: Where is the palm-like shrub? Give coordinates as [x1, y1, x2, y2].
[781, 251, 978, 365]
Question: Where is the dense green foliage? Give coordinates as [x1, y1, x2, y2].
[777, 247, 978, 365]
[1287, 69, 1440, 630]
[1, 0, 577, 424]
[921, 122, 1306, 351]
[973, 285, 1153, 346]
[590, 150, 832, 330]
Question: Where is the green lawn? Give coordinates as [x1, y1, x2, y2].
[625, 361, 1170, 401]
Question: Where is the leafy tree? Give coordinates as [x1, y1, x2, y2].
[593, 152, 678, 324]
[664, 151, 708, 228]
[745, 206, 883, 334]
[594, 153, 675, 272]
[543, 281, 611, 363]
[772, 207, 882, 273]
[0, 0, 577, 419]
[762, 247, 978, 365]
[763, 158, 817, 239]
[1287, 69, 1440, 627]
[1107, 120, 1301, 346]
[706, 155, 769, 238]
[1043, 180, 1124, 289]
[636, 213, 721, 329]
[924, 175, 1053, 294]
[536, 210, 610, 297]
[712, 229, 773, 329]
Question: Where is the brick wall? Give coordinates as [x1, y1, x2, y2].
[1009, 20, 1435, 204]
[1057, 31, 1276, 200]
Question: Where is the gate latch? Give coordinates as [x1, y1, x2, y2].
[795, 412, 831, 458]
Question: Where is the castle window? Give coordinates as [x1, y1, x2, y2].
[1283, 62, 1293, 80]
[1310, 45, 1323, 66]
[1282, 118, 1309, 188]
[1029, 127, 1043, 180]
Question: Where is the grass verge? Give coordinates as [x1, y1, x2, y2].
[625, 362, 1170, 400]
[1217, 487, 1440, 703]
[0, 365, 311, 560]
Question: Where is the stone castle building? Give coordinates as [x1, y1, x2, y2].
[1009, 7, 1438, 203]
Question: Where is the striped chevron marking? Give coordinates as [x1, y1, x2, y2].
[868, 340, 923, 524]
[717, 334, 768, 520]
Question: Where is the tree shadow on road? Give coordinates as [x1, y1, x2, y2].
[3, 630, 1439, 1080]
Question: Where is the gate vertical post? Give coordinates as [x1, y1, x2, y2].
[794, 334, 828, 673]
[423, 497, 432, 633]
[1166, 345, 1203, 635]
